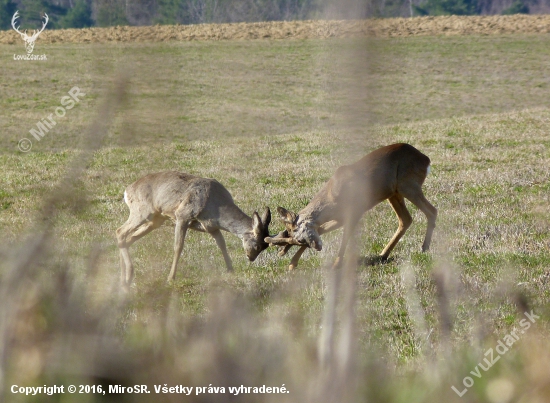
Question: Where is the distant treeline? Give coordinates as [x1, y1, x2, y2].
[0, 0, 542, 31]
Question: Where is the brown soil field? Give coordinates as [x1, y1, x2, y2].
[1, 14, 550, 45]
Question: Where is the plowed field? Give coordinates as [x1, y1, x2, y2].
[1, 14, 550, 45]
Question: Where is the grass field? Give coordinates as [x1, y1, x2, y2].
[2, 33, 550, 402]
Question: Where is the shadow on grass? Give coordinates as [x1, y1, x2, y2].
[358, 255, 394, 266]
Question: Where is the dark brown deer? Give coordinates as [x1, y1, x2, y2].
[265, 143, 437, 269]
[116, 171, 271, 286]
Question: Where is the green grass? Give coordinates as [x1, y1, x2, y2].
[2, 34, 550, 402]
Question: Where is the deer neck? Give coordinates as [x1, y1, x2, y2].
[218, 204, 253, 239]
[298, 198, 337, 229]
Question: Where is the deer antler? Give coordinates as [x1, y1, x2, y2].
[11, 11, 49, 36]
[11, 11, 27, 39]
[264, 230, 307, 249]
[35, 13, 49, 38]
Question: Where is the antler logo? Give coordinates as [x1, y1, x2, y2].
[11, 11, 48, 54]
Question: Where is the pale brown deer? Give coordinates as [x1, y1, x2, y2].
[265, 143, 437, 269]
[116, 172, 271, 286]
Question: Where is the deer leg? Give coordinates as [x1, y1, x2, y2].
[117, 214, 164, 286]
[334, 219, 359, 268]
[210, 230, 233, 272]
[118, 246, 134, 286]
[167, 220, 189, 282]
[380, 195, 413, 260]
[318, 220, 342, 234]
[116, 222, 136, 285]
[403, 189, 437, 252]
[289, 245, 307, 270]
[278, 244, 293, 257]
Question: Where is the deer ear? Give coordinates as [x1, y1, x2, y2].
[252, 212, 262, 236]
[277, 207, 297, 226]
[261, 207, 271, 229]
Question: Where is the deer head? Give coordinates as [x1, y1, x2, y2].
[264, 207, 322, 251]
[11, 11, 48, 54]
[243, 207, 272, 261]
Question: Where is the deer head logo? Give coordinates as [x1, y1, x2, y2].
[11, 11, 48, 54]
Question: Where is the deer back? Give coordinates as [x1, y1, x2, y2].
[125, 172, 233, 221]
